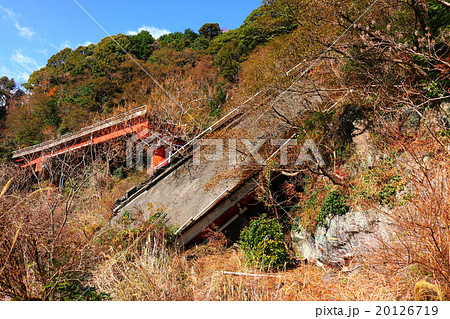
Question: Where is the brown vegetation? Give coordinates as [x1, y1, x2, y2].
[92, 238, 415, 301]
[2, 0, 450, 301]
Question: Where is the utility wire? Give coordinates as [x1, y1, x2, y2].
[72, 0, 190, 118]
[251, 0, 379, 125]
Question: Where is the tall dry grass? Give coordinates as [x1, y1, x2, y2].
[92, 237, 415, 301]
[93, 237, 193, 301]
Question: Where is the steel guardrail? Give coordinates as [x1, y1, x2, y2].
[12, 105, 147, 158]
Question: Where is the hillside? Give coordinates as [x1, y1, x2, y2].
[1, 0, 450, 301]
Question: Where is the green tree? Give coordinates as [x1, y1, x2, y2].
[208, 5, 298, 81]
[159, 29, 200, 51]
[239, 215, 289, 270]
[182, 28, 199, 46]
[0, 76, 16, 91]
[198, 23, 221, 40]
[47, 47, 72, 70]
[130, 30, 155, 60]
[191, 36, 210, 51]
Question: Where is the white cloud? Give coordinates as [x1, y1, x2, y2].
[60, 40, 72, 50]
[126, 25, 170, 39]
[0, 65, 29, 84]
[0, 65, 12, 76]
[79, 41, 94, 47]
[0, 5, 35, 39]
[14, 22, 35, 39]
[11, 50, 42, 73]
[37, 48, 48, 56]
[17, 71, 30, 82]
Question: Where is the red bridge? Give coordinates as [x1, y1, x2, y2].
[12, 106, 185, 172]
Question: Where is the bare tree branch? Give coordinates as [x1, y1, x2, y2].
[436, 0, 450, 9]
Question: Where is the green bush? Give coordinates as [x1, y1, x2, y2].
[316, 191, 349, 228]
[45, 279, 111, 301]
[238, 215, 289, 270]
[359, 165, 405, 207]
[112, 166, 126, 179]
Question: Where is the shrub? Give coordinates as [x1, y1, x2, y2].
[316, 191, 349, 227]
[414, 281, 442, 301]
[45, 278, 111, 301]
[238, 215, 289, 270]
[358, 160, 406, 207]
[112, 166, 126, 179]
[366, 162, 450, 298]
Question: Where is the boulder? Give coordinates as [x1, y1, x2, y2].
[291, 208, 389, 268]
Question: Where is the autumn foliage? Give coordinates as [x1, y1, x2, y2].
[2, 0, 450, 301]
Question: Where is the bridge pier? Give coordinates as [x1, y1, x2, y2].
[150, 146, 169, 172]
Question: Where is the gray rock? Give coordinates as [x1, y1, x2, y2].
[291, 226, 316, 262]
[291, 208, 388, 268]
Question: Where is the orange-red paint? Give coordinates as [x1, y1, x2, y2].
[20, 119, 151, 172]
[151, 146, 168, 168]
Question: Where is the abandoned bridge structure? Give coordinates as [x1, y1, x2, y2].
[13, 84, 319, 245]
[12, 105, 184, 172]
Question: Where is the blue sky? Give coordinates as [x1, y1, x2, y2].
[0, 0, 263, 86]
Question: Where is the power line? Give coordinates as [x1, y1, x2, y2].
[251, 0, 379, 125]
[72, 0, 192, 121]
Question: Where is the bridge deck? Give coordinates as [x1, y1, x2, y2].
[111, 87, 321, 245]
[12, 105, 148, 160]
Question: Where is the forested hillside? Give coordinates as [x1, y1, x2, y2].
[0, 2, 299, 151]
[2, 0, 450, 301]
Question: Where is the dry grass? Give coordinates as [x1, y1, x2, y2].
[189, 252, 413, 301]
[92, 239, 416, 301]
[93, 238, 193, 301]
[68, 169, 149, 238]
[97, 170, 148, 220]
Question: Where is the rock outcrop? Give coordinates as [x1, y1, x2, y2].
[292, 208, 390, 268]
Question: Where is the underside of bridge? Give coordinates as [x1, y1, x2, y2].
[12, 82, 323, 246]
